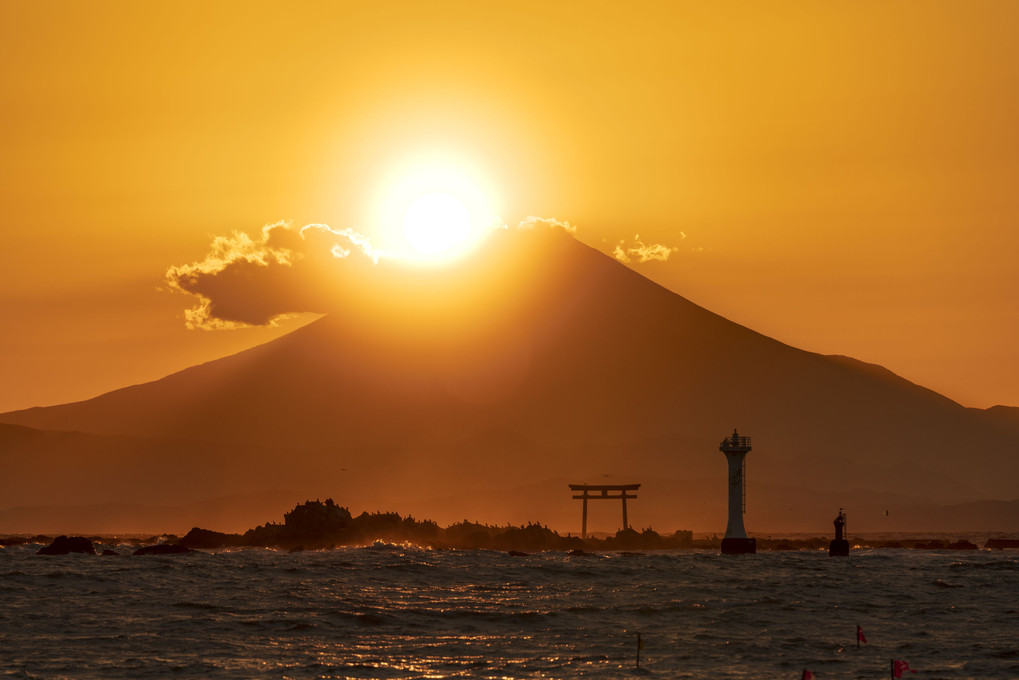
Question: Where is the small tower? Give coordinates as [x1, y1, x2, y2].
[829, 508, 849, 556]
[719, 428, 756, 554]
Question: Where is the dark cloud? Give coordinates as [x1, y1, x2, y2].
[167, 217, 599, 329]
[166, 222, 379, 329]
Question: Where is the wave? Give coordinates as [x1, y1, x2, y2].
[4, 548, 1018, 679]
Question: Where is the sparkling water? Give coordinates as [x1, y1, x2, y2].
[2, 544, 1016, 679]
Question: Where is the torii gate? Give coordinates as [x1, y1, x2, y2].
[569, 483, 641, 539]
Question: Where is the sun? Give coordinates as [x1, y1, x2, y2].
[403, 192, 473, 256]
[368, 152, 500, 263]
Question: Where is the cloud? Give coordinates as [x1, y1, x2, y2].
[517, 216, 577, 233]
[166, 222, 379, 329]
[167, 215, 590, 330]
[612, 234, 680, 264]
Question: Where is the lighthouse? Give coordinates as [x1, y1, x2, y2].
[719, 428, 756, 554]
[829, 508, 849, 556]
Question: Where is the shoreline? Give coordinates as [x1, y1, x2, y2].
[5, 533, 1019, 554]
[5, 498, 1019, 554]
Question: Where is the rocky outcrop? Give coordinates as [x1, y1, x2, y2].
[985, 538, 1019, 549]
[177, 527, 243, 550]
[243, 498, 353, 548]
[37, 535, 96, 555]
[913, 539, 978, 550]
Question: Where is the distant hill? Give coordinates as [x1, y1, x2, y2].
[2, 228, 1017, 533]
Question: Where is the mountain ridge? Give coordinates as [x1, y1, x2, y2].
[2, 228, 1017, 531]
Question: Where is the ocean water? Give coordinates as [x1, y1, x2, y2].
[1, 544, 1016, 679]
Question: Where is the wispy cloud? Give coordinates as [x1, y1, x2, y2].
[612, 234, 681, 264]
[517, 216, 577, 233]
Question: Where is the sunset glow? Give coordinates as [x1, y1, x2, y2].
[5, 5, 1019, 678]
[4, 4, 1018, 410]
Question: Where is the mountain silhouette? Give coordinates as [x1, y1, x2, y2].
[2, 228, 1017, 533]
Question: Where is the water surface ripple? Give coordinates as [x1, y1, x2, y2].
[1, 545, 1016, 678]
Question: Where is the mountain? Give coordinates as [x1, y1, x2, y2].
[2, 228, 1017, 534]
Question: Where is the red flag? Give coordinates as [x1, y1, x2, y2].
[856, 625, 867, 644]
[801, 670, 815, 680]
[893, 659, 916, 677]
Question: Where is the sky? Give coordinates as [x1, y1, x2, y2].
[2, 1, 1018, 414]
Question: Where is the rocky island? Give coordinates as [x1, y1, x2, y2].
[173, 499, 695, 552]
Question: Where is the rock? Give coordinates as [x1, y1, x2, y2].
[101, 549, 119, 556]
[947, 540, 978, 550]
[177, 527, 243, 550]
[985, 538, 1019, 549]
[37, 535, 96, 555]
[132, 543, 193, 556]
[915, 540, 946, 550]
[507, 550, 529, 557]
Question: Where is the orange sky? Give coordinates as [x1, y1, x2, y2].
[2, 1, 1018, 413]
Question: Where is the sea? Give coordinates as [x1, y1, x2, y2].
[1, 543, 1017, 679]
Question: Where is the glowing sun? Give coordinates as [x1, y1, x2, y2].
[403, 192, 473, 256]
[368, 152, 500, 263]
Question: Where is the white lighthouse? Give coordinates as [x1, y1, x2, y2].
[719, 428, 756, 554]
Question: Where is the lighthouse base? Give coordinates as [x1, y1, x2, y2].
[828, 539, 849, 557]
[721, 537, 756, 554]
